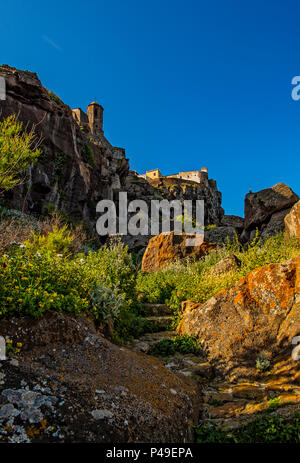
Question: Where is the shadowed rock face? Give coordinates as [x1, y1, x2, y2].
[178, 257, 300, 374]
[0, 65, 129, 228]
[0, 312, 200, 443]
[285, 200, 300, 242]
[241, 183, 299, 242]
[120, 172, 224, 252]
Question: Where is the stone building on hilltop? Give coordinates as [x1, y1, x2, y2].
[138, 167, 209, 184]
[72, 102, 126, 161]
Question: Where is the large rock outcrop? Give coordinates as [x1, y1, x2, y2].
[0, 312, 199, 443]
[142, 231, 217, 272]
[285, 200, 300, 242]
[241, 183, 299, 242]
[0, 65, 129, 228]
[178, 257, 300, 373]
[121, 172, 224, 252]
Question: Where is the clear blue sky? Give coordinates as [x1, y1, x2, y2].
[1, 0, 300, 216]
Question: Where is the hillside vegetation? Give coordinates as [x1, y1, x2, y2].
[0, 209, 298, 342]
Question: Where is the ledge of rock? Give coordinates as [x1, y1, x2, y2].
[285, 200, 300, 242]
[0, 313, 200, 443]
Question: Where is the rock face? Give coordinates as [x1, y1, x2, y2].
[177, 257, 300, 373]
[0, 313, 199, 443]
[204, 225, 236, 244]
[221, 215, 244, 231]
[212, 254, 241, 275]
[285, 200, 300, 242]
[141, 232, 218, 272]
[0, 65, 129, 228]
[242, 183, 299, 242]
[122, 172, 224, 252]
[146, 175, 224, 226]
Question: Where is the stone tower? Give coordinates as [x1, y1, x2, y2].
[87, 101, 104, 136]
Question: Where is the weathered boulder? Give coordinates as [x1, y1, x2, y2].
[260, 208, 292, 239]
[221, 215, 244, 230]
[243, 183, 299, 236]
[177, 257, 300, 373]
[141, 232, 218, 272]
[285, 200, 300, 242]
[212, 254, 241, 275]
[205, 225, 236, 244]
[0, 312, 199, 443]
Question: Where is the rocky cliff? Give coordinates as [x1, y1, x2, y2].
[0, 65, 129, 228]
[120, 171, 224, 251]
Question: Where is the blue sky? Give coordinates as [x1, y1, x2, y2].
[1, 0, 300, 216]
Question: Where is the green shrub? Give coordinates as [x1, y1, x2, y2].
[24, 225, 74, 256]
[136, 232, 300, 321]
[89, 283, 124, 322]
[47, 90, 64, 106]
[0, 231, 135, 324]
[112, 307, 153, 344]
[81, 144, 95, 167]
[0, 115, 41, 191]
[256, 353, 271, 372]
[150, 335, 201, 356]
[268, 397, 281, 410]
[196, 413, 300, 443]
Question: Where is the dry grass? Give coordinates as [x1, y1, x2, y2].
[0, 211, 89, 255]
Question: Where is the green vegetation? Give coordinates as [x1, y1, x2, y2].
[0, 212, 298, 343]
[256, 353, 271, 372]
[47, 90, 64, 106]
[136, 231, 300, 319]
[149, 335, 201, 356]
[0, 115, 41, 191]
[196, 413, 300, 443]
[268, 397, 281, 410]
[0, 227, 146, 342]
[81, 143, 95, 167]
[42, 204, 56, 216]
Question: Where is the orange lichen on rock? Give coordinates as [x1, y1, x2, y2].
[142, 232, 218, 272]
[178, 257, 300, 372]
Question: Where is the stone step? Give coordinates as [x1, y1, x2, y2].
[128, 331, 176, 354]
[163, 354, 213, 380]
[145, 315, 173, 330]
[142, 303, 173, 316]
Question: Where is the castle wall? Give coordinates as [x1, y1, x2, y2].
[144, 169, 162, 180]
[72, 108, 89, 126]
[178, 171, 201, 182]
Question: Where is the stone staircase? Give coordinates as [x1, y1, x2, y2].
[128, 303, 214, 380]
[139, 303, 174, 333]
[128, 304, 300, 435]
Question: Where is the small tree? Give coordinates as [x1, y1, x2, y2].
[0, 114, 42, 191]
